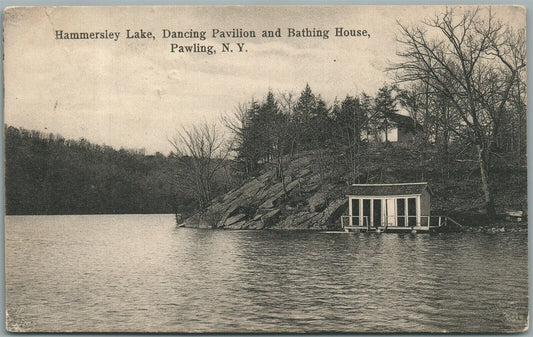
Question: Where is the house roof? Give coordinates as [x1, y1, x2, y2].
[348, 182, 430, 196]
[387, 113, 422, 131]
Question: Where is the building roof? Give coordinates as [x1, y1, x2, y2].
[387, 113, 422, 131]
[348, 182, 430, 196]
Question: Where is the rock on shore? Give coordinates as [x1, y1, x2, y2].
[181, 155, 348, 230]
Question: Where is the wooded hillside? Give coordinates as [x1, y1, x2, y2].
[4, 126, 197, 215]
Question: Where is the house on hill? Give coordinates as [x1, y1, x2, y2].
[367, 112, 422, 144]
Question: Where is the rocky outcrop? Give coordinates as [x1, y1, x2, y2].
[307, 191, 328, 212]
[182, 154, 349, 230]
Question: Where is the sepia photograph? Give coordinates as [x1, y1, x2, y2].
[3, 5, 528, 333]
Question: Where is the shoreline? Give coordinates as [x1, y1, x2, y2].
[462, 222, 528, 233]
[180, 221, 528, 233]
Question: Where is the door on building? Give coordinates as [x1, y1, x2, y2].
[373, 199, 382, 227]
[397, 198, 406, 227]
[351, 198, 360, 226]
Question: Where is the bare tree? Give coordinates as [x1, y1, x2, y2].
[222, 101, 255, 173]
[169, 122, 231, 209]
[391, 6, 526, 219]
[277, 91, 296, 157]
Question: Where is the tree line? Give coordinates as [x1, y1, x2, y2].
[223, 84, 405, 180]
[4, 126, 199, 215]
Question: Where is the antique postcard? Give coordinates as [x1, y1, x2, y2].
[3, 5, 528, 333]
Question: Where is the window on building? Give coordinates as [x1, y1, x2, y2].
[408, 197, 416, 226]
[397, 198, 405, 227]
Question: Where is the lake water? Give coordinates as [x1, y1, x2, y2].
[5, 214, 529, 333]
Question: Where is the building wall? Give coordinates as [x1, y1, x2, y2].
[368, 126, 416, 143]
[397, 126, 415, 143]
[420, 189, 431, 216]
[348, 193, 430, 227]
[388, 127, 398, 142]
[373, 127, 398, 142]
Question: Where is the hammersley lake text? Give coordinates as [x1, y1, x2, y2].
[54, 27, 371, 55]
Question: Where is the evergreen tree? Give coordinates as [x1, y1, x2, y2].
[293, 84, 317, 148]
[255, 91, 281, 162]
[293, 84, 334, 149]
[374, 85, 398, 143]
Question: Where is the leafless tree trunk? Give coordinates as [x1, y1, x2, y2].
[169, 122, 230, 209]
[222, 102, 254, 173]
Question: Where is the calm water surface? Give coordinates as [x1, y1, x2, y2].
[5, 214, 529, 333]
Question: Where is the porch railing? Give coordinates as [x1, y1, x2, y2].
[340, 216, 369, 228]
[341, 215, 450, 228]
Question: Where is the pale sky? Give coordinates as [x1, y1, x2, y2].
[3, 5, 525, 154]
